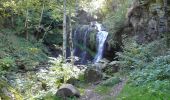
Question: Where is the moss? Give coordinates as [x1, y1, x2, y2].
[95, 85, 113, 95]
[89, 30, 97, 50]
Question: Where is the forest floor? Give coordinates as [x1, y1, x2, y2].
[79, 78, 127, 100]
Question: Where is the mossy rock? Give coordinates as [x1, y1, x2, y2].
[84, 68, 103, 83]
[0, 79, 23, 100]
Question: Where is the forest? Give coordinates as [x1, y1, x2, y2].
[0, 0, 170, 100]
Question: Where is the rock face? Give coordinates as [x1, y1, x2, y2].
[56, 84, 80, 98]
[76, 10, 97, 24]
[84, 68, 103, 83]
[125, 0, 170, 44]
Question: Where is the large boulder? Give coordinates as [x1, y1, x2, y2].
[56, 84, 80, 98]
[84, 68, 103, 83]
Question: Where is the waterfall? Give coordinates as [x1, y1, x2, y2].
[73, 22, 108, 64]
[73, 25, 90, 64]
[94, 22, 108, 63]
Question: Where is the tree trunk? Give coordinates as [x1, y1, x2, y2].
[164, 0, 169, 47]
[10, 0, 14, 28]
[69, 10, 74, 64]
[39, 2, 45, 27]
[36, 1, 45, 40]
[63, 0, 67, 60]
[75, 0, 79, 16]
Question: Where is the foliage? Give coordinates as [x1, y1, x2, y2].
[117, 82, 170, 100]
[0, 31, 48, 72]
[117, 38, 167, 72]
[101, 77, 120, 87]
[103, 0, 134, 48]
[95, 85, 112, 95]
[3, 56, 84, 100]
[0, 57, 15, 71]
[103, 0, 131, 33]
[117, 38, 170, 98]
[95, 77, 120, 95]
[0, 79, 23, 100]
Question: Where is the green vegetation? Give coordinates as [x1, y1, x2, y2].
[0, 30, 48, 73]
[116, 38, 170, 99]
[95, 77, 120, 95]
[117, 82, 170, 100]
[0, 0, 170, 99]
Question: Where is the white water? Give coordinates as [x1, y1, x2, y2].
[94, 22, 108, 63]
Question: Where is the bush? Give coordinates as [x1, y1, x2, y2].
[0, 31, 48, 71]
[117, 38, 170, 92]
[117, 38, 167, 72]
[0, 57, 15, 72]
[5, 56, 85, 100]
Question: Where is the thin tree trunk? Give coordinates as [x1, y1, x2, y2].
[69, 10, 74, 64]
[75, 0, 79, 16]
[39, 2, 45, 26]
[10, 0, 14, 28]
[25, 9, 29, 40]
[164, 0, 169, 47]
[63, 0, 67, 60]
[36, 1, 45, 40]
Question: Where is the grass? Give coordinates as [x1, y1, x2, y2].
[95, 77, 120, 95]
[117, 83, 170, 100]
[95, 85, 113, 95]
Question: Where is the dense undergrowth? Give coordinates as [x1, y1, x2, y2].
[117, 37, 170, 99]
[0, 0, 170, 99]
[0, 29, 48, 74]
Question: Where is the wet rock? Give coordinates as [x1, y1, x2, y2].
[84, 68, 103, 83]
[56, 84, 80, 98]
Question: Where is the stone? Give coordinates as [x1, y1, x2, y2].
[84, 68, 103, 83]
[90, 58, 110, 70]
[56, 84, 80, 98]
[102, 61, 119, 75]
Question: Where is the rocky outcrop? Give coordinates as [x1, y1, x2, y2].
[125, 0, 170, 44]
[76, 10, 97, 24]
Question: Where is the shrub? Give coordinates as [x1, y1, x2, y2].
[5, 56, 85, 100]
[0, 57, 15, 75]
[117, 38, 170, 89]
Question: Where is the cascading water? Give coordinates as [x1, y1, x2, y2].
[73, 25, 90, 64]
[93, 22, 108, 63]
[73, 22, 108, 64]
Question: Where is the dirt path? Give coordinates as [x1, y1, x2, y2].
[110, 78, 127, 99]
[79, 78, 127, 100]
